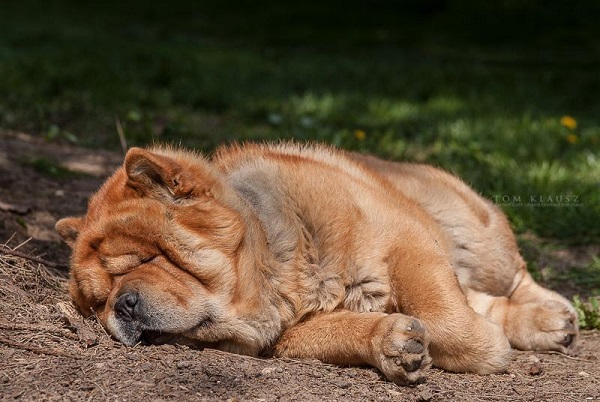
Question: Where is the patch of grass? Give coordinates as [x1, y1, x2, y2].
[518, 236, 600, 298]
[573, 295, 600, 330]
[15, 217, 27, 230]
[26, 157, 78, 178]
[557, 256, 600, 291]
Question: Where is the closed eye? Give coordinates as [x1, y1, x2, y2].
[101, 253, 156, 274]
[140, 254, 158, 264]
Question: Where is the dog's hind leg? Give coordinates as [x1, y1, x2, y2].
[466, 271, 578, 352]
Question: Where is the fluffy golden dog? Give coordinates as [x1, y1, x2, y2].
[56, 143, 577, 385]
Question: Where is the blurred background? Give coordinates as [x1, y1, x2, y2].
[0, 0, 599, 245]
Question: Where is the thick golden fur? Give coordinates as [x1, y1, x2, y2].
[56, 142, 577, 385]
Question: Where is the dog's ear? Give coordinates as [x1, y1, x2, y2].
[55, 217, 84, 248]
[125, 148, 197, 200]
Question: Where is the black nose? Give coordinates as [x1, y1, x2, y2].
[114, 292, 139, 321]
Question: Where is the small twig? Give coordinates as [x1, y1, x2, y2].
[0, 335, 85, 359]
[579, 330, 599, 338]
[12, 237, 32, 251]
[538, 351, 594, 362]
[4, 233, 17, 246]
[115, 116, 128, 155]
[0, 246, 68, 271]
[201, 347, 267, 363]
[0, 321, 79, 341]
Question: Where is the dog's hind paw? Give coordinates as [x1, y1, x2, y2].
[507, 300, 578, 352]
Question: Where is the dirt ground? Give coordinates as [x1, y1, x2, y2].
[1, 131, 598, 402]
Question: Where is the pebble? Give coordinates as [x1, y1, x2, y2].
[333, 380, 351, 389]
[260, 367, 277, 376]
[417, 386, 433, 401]
[176, 361, 193, 369]
[528, 362, 543, 376]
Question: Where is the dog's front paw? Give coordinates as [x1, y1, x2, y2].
[371, 314, 432, 385]
[508, 300, 577, 352]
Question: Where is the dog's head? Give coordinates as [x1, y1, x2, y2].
[56, 147, 247, 346]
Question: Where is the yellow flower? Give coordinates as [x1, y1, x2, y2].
[566, 134, 578, 144]
[560, 115, 577, 130]
[354, 129, 366, 141]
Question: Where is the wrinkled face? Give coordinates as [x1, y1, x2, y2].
[56, 147, 245, 346]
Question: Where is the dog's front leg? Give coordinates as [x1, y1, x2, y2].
[272, 310, 431, 385]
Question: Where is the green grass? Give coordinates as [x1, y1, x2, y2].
[0, 0, 599, 244]
[573, 295, 600, 330]
[25, 157, 80, 178]
[556, 256, 600, 291]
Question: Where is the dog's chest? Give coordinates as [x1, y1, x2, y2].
[296, 257, 393, 315]
[342, 267, 392, 312]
